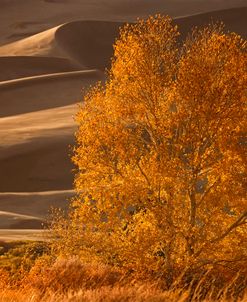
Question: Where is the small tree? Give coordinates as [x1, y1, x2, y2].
[61, 16, 247, 280]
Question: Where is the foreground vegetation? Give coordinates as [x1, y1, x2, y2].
[0, 248, 246, 301]
[0, 15, 246, 301]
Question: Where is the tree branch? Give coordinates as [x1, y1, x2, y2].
[210, 210, 247, 244]
[136, 162, 151, 187]
[198, 177, 220, 205]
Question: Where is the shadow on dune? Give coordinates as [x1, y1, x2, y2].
[0, 135, 74, 192]
[175, 7, 247, 40]
[9, 219, 43, 229]
[0, 56, 80, 82]
[1, 217, 43, 229]
[55, 7, 246, 70]
[55, 21, 123, 70]
[0, 191, 73, 217]
[0, 70, 103, 117]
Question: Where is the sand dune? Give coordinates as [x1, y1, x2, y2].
[0, 70, 103, 117]
[0, 104, 76, 148]
[0, 2, 246, 235]
[0, 211, 42, 229]
[55, 21, 123, 69]
[0, 56, 80, 82]
[0, 229, 46, 241]
[0, 134, 74, 192]
[0, 191, 73, 217]
[0, 0, 246, 46]
[0, 26, 63, 57]
[0, 21, 122, 70]
[0, 190, 73, 229]
[0, 112, 75, 221]
[0, 8, 245, 73]
[0, 105, 76, 192]
[56, 8, 247, 69]
[176, 6, 247, 40]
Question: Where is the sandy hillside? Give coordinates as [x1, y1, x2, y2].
[0, 0, 246, 240]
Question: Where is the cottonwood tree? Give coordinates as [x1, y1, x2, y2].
[58, 16, 247, 279]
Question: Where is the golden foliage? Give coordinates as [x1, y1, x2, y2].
[56, 15, 246, 289]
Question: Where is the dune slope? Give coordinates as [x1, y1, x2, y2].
[0, 70, 103, 117]
[0, 56, 80, 82]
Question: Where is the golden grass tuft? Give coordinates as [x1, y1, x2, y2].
[25, 256, 123, 293]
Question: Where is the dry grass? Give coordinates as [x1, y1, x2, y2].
[1, 285, 246, 302]
[0, 256, 246, 302]
[0, 287, 188, 302]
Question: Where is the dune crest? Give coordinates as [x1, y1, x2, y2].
[0, 26, 63, 57]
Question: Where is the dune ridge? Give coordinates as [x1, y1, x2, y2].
[0, 190, 74, 230]
[0, 71, 103, 117]
[0, 3, 246, 235]
[0, 211, 42, 229]
[0, 70, 101, 88]
[0, 26, 64, 58]
[0, 56, 81, 82]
